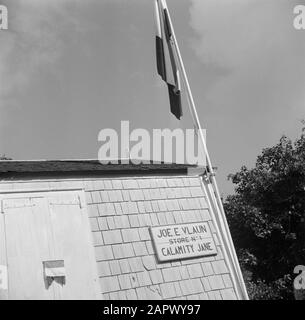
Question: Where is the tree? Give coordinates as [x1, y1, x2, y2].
[224, 128, 305, 300]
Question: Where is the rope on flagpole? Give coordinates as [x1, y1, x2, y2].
[158, 0, 249, 300]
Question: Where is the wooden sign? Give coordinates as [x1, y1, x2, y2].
[150, 222, 217, 262]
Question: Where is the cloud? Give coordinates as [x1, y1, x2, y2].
[0, 0, 92, 106]
[188, 0, 305, 116]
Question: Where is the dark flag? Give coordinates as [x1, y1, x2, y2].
[154, 0, 182, 120]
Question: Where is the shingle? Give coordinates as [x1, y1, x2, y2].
[118, 274, 132, 290]
[103, 180, 113, 189]
[149, 270, 163, 284]
[127, 202, 138, 214]
[108, 190, 123, 202]
[138, 179, 151, 189]
[201, 277, 211, 291]
[159, 188, 167, 199]
[111, 179, 123, 189]
[103, 230, 122, 245]
[222, 274, 233, 288]
[87, 204, 99, 218]
[114, 203, 123, 215]
[92, 180, 104, 190]
[187, 294, 200, 300]
[167, 179, 176, 187]
[112, 243, 135, 259]
[189, 177, 200, 186]
[106, 217, 115, 230]
[162, 267, 181, 282]
[113, 215, 130, 229]
[144, 201, 153, 212]
[99, 276, 120, 293]
[173, 211, 183, 224]
[97, 217, 108, 231]
[119, 259, 131, 274]
[165, 212, 175, 224]
[143, 189, 151, 201]
[145, 241, 154, 255]
[173, 282, 182, 297]
[212, 260, 228, 274]
[122, 190, 130, 201]
[156, 179, 167, 188]
[151, 201, 159, 212]
[142, 256, 156, 271]
[150, 213, 159, 226]
[208, 290, 221, 300]
[160, 282, 176, 299]
[201, 262, 214, 276]
[112, 244, 124, 259]
[129, 257, 144, 272]
[138, 227, 151, 241]
[125, 289, 137, 300]
[91, 191, 102, 203]
[128, 215, 140, 228]
[157, 200, 167, 212]
[122, 229, 140, 242]
[109, 260, 121, 275]
[157, 212, 167, 225]
[130, 190, 144, 201]
[89, 217, 99, 231]
[85, 192, 93, 204]
[95, 245, 114, 261]
[122, 179, 138, 189]
[98, 203, 115, 216]
[208, 275, 225, 290]
[199, 292, 209, 300]
[100, 191, 109, 202]
[136, 271, 152, 286]
[221, 288, 237, 300]
[190, 186, 203, 197]
[133, 242, 148, 256]
[137, 201, 146, 213]
[92, 231, 104, 246]
[181, 188, 191, 198]
[187, 264, 204, 278]
[109, 292, 119, 300]
[199, 209, 210, 221]
[97, 261, 111, 277]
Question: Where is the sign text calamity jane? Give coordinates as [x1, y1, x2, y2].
[150, 222, 217, 262]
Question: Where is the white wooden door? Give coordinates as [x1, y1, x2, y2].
[0, 190, 100, 300]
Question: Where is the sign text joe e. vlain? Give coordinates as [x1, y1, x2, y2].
[150, 222, 217, 262]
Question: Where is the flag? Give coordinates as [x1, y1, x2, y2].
[154, 0, 183, 120]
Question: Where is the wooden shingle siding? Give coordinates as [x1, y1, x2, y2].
[85, 176, 236, 300]
[0, 175, 238, 300]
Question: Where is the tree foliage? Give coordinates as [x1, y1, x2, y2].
[224, 128, 305, 299]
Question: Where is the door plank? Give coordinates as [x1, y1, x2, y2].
[4, 197, 55, 300]
[48, 191, 100, 300]
[0, 202, 8, 300]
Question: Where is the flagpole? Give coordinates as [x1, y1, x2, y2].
[159, 0, 249, 299]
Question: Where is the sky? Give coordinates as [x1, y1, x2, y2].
[0, 0, 304, 195]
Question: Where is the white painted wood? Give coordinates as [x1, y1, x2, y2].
[1, 190, 101, 300]
[4, 197, 55, 299]
[0, 201, 8, 300]
[47, 191, 100, 300]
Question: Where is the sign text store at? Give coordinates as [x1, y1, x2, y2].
[150, 222, 217, 262]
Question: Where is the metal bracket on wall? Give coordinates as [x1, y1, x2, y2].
[43, 260, 66, 287]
